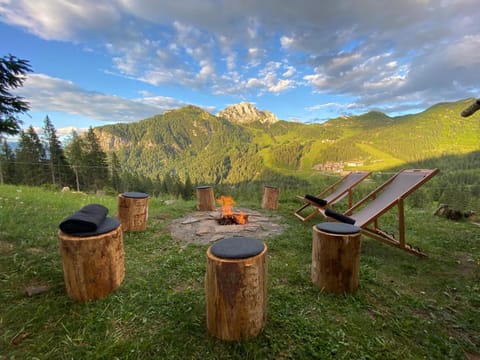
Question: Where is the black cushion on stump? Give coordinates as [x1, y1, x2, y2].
[59, 203, 121, 237]
[65, 217, 121, 237]
[316, 222, 361, 235]
[210, 236, 264, 259]
[196, 185, 212, 189]
[59, 203, 108, 234]
[122, 191, 149, 199]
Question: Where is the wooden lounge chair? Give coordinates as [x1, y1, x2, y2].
[294, 171, 371, 222]
[326, 169, 439, 257]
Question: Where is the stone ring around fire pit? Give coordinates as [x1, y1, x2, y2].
[170, 207, 285, 246]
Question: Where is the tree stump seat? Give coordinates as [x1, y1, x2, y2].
[196, 185, 216, 211]
[58, 217, 125, 302]
[117, 192, 149, 231]
[205, 236, 268, 341]
[311, 222, 361, 293]
[262, 186, 279, 210]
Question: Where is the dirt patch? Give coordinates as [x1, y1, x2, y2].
[465, 352, 480, 360]
[26, 247, 46, 255]
[170, 208, 286, 245]
[0, 240, 14, 253]
[454, 251, 479, 278]
[24, 279, 52, 297]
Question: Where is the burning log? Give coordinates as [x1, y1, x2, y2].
[217, 213, 249, 225]
[217, 195, 249, 225]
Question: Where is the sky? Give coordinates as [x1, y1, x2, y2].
[1, 0, 480, 138]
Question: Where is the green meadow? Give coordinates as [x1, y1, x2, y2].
[0, 184, 479, 359]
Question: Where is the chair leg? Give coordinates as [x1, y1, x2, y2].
[398, 200, 405, 248]
[293, 207, 320, 222]
[361, 228, 427, 257]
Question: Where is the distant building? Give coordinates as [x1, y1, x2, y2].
[312, 161, 344, 173]
[346, 161, 364, 167]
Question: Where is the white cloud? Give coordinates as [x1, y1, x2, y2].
[246, 48, 267, 68]
[246, 17, 260, 40]
[306, 103, 342, 111]
[241, 61, 295, 94]
[304, 74, 329, 88]
[197, 60, 216, 82]
[280, 36, 294, 49]
[2, 0, 480, 118]
[17, 74, 189, 122]
[363, 75, 406, 91]
[283, 66, 296, 78]
[56, 126, 81, 137]
[330, 53, 362, 71]
[386, 61, 398, 69]
[246, 78, 263, 89]
[0, 0, 121, 41]
[268, 79, 293, 93]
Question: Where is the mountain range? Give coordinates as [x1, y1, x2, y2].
[94, 99, 480, 184]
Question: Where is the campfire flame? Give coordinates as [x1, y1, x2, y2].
[217, 195, 235, 216]
[216, 195, 248, 225]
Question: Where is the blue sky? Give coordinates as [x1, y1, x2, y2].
[1, 0, 480, 138]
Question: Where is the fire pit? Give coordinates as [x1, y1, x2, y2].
[169, 196, 285, 245]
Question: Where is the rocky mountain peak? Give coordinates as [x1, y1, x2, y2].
[218, 102, 279, 124]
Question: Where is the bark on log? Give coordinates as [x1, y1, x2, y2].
[196, 186, 216, 211]
[205, 244, 268, 341]
[117, 193, 149, 231]
[262, 186, 279, 210]
[58, 225, 125, 302]
[311, 225, 361, 293]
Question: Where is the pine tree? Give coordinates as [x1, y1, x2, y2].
[0, 54, 32, 136]
[162, 172, 175, 196]
[83, 127, 109, 191]
[42, 115, 72, 186]
[0, 138, 15, 184]
[65, 128, 109, 192]
[15, 126, 46, 185]
[110, 152, 123, 192]
[64, 130, 85, 191]
[182, 174, 194, 200]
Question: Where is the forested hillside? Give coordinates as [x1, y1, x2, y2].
[96, 106, 262, 184]
[95, 99, 480, 185]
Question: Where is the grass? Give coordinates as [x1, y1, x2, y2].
[0, 184, 479, 359]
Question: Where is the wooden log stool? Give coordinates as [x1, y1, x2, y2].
[312, 222, 361, 293]
[196, 185, 216, 211]
[58, 217, 125, 302]
[117, 192, 149, 231]
[262, 185, 279, 210]
[205, 236, 268, 341]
